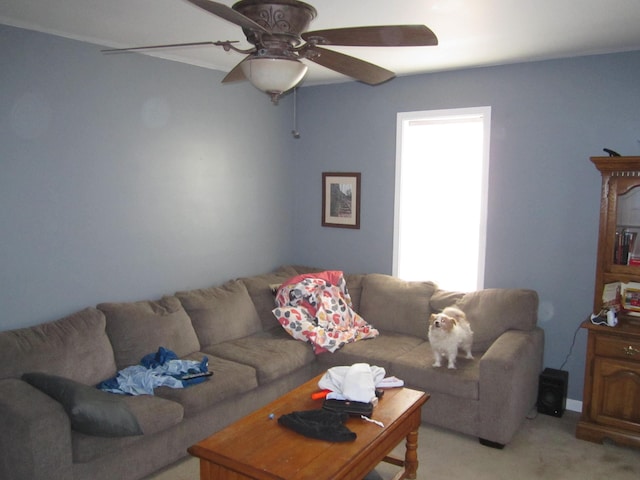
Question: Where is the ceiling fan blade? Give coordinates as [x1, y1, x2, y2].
[302, 25, 438, 47]
[303, 46, 394, 85]
[185, 0, 270, 34]
[101, 41, 227, 53]
[222, 57, 250, 83]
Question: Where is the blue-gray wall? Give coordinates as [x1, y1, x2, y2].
[3, 23, 640, 402]
[1, 24, 295, 329]
[291, 52, 640, 401]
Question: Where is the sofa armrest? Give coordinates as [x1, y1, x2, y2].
[0, 378, 73, 480]
[478, 327, 544, 445]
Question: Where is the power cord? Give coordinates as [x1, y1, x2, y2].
[558, 320, 584, 371]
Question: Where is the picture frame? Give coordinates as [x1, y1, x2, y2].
[322, 172, 361, 229]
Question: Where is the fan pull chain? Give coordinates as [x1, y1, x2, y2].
[292, 88, 301, 139]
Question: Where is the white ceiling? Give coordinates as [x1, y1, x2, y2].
[2, 0, 640, 87]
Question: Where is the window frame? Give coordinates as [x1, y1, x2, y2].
[392, 106, 491, 290]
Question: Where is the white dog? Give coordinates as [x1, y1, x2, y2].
[428, 306, 474, 369]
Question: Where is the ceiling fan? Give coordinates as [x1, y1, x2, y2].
[102, 0, 438, 104]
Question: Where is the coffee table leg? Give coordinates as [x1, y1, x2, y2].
[404, 429, 419, 479]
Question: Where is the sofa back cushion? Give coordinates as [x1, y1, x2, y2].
[429, 289, 465, 312]
[176, 280, 262, 347]
[344, 274, 365, 312]
[98, 296, 200, 370]
[456, 288, 539, 352]
[359, 274, 437, 338]
[286, 265, 328, 275]
[0, 307, 117, 384]
[239, 267, 301, 330]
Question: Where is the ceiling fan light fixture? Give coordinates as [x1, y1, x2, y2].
[240, 57, 307, 104]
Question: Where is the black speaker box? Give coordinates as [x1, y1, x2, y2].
[537, 368, 568, 417]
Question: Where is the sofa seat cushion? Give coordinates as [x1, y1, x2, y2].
[71, 394, 184, 463]
[358, 274, 437, 338]
[154, 352, 258, 416]
[176, 280, 262, 348]
[204, 328, 315, 384]
[390, 342, 479, 400]
[98, 296, 200, 370]
[315, 332, 424, 371]
[0, 307, 116, 385]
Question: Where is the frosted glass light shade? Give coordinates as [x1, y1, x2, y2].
[241, 58, 308, 96]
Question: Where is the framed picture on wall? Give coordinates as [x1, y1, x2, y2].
[322, 172, 361, 229]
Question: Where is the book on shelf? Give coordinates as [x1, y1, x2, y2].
[614, 229, 638, 265]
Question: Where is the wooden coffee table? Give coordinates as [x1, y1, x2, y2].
[188, 374, 429, 480]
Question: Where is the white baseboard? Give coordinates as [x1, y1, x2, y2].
[566, 398, 582, 413]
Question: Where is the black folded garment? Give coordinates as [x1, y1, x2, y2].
[278, 409, 356, 442]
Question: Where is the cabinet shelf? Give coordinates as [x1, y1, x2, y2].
[608, 265, 640, 275]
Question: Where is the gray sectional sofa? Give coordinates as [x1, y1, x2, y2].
[0, 265, 543, 480]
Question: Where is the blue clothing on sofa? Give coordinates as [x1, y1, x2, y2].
[98, 347, 209, 395]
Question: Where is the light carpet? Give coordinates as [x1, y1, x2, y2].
[144, 410, 639, 480]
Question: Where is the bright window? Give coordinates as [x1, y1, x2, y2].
[393, 107, 491, 291]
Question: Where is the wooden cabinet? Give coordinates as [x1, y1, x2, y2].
[576, 156, 640, 448]
[577, 321, 640, 447]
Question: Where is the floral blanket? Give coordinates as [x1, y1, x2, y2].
[273, 271, 378, 354]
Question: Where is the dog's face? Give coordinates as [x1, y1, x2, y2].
[429, 313, 457, 333]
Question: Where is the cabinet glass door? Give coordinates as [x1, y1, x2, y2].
[615, 185, 640, 266]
